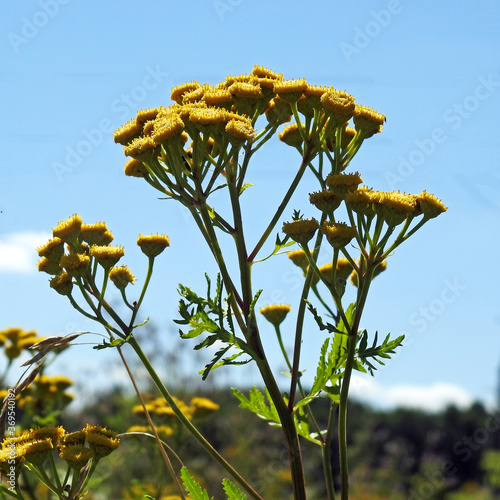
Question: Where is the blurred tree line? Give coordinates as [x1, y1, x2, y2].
[65, 383, 500, 499]
[4, 324, 500, 499]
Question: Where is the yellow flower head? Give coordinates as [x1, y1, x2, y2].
[203, 86, 233, 108]
[38, 257, 62, 275]
[260, 304, 291, 327]
[353, 105, 385, 137]
[30, 426, 65, 447]
[123, 135, 157, 159]
[182, 85, 207, 104]
[23, 438, 53, 466]
[278, 123, 303, 148]
[298, 84, 329, 116]
[225, 119, 255, 145]
[228, 81, 263, 99]
[321, 221, 357, 248]
[318, 262, 333, 282]
[42, 374, 73, 391]
[273, 78, 308, 103]
[17, 331, 39, 350]
[190, 397, 220, 419]
[137, 233, 170, 258]
[80, 222, 113, 246]
[59, 253, 90, 278]
[109, 265, 136, 290]
[336, 258, 354, 280]
[326, 172, 363, 198]
[0, 327, 36, 359]
[224, 73, 255, 87]
[84, 424, 120, 459]
[416, 191, 448, 219]
[113, 118, 144, 145]
[287, 249, 311, 272]
[374, 191, 417, 227]
[62, 430, 86, 446]
[228, 81, 265, 115]
[37, 237, 64, 262]
[265, 96, 292, 124]
[252, 65, 283, 81]
[171, 81, 202, 104]
[90, 245, 124, 269]
[282, 218, 319, 245]
[136, 107, 162, 125]
[60, 444, 94, 469]
[0, 443, 25, 475]
[152, 114, 185, 145]
[52, 214, 83, 245]
[321, 89, 356, 126]
[309, 190, 342, 213]
[188, 107, 227, 130]
[345, 187, 378, 217]
[124, 158, 149, 178]
[49, 272, 73, 295]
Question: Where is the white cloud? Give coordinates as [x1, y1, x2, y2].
[0, 231, 51, 273]
[349, 374, 474, 412]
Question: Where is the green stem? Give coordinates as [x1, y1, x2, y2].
[275, 324, 326, 448]
[0, 485, 21, 498]
[323, 403, 337, 500]
[337, 262, 375, 500]
[127, 337, 263, 500]
[227, 169, 307, 498]
[338, 333, 356, 500]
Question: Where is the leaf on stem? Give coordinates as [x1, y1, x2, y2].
[232, 387, 281, 426]
[222, 478, 248, 500]
[306, 301, 343, 335]
[356, 331, 405, 375]
[181, 466, 213, 500]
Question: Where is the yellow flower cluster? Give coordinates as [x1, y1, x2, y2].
[0, 327, 43, 361]
[0, 424, 119, 478]
[114, 65, 386, 198]
[15, 374, 74, 416]
[39, 215, 170, 296]
[129, 395, 220, 435]
[345, 187, 448, 226]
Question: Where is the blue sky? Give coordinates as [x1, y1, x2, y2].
[1, 0, 500, 412]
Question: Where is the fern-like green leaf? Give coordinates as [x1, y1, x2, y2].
[181, 466, 213, 500]
[222, 478, 247, 499]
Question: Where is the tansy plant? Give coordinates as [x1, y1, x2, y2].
[37, 65, 447, 499]
[0, 424, 120, 499]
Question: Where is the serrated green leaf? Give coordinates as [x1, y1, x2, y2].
[181, 466, 212, 500]
[201, 345, 231, 380]
[356, 331, 405, 375]
[231, 387, 281, 425]
[248, 289, 262, 318]
[306, 301, 343, 334]
[222, 478, 247, 500]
